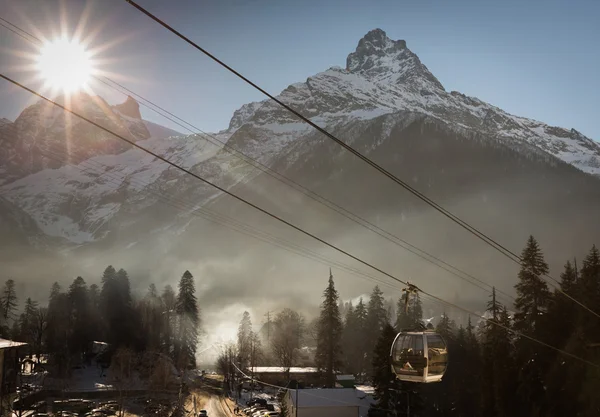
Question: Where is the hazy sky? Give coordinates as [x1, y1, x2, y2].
[0, 0, 598, 139]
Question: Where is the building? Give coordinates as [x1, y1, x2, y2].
[249, 367, 320, 387]
[284, 388, 362, 417]
[0, 338, 27, 417]
[335, 375, 356, 388]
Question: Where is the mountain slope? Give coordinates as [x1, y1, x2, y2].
[228, 29, 599, 176]
[1, 29, 599, 312]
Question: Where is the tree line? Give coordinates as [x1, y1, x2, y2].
[219, 236, 600, 417]
[0, 266, 202, 376]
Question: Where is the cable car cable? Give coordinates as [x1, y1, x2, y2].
[418, 289, 600, 369]
[0, 16, 516, 304]
[0, 131, 414, 297]
[123, 0, 600, 320]
[3, 74, 597, 371]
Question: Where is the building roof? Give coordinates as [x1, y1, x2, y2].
[289, 388, 361, 408]
[0, 338, 26, 349]
[250, 367, 318, 374]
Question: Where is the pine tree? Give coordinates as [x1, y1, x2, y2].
[395, 292, 423, 330]
[513, 237, 551, 417]
[100, 266, 136, 348]
[514, 235, 551, 333]
[89, 284, 100, 311]
[147, 283, 158, 298]
[353, 298, 368, 379]
[570, 246, 600, 416]
[0, 279, 18, 322]
[19, 297, 39, 354]
[46, 282, 70, 375]
[435, 312, 456, 339]
[482, 289, 515, 417]
[315, 270, 343, 387]
[68, 276, 91, 356]
[175, 270, 200, 369]
[237, 311, 253, 369]
[365, 286, 387, 375]
[341, 302, 355, 373]
[161, 284, 176, 356]
[577, 245, 600, 334]
[371, 323, 399, 414]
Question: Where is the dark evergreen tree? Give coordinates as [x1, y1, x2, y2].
[570, 246, 600, 416]
[513, 236, 551, 417]
[514, 236, 551, 333]
[371, 323, 399, 415]
[482, 289, 515, 417]
[68, 276, 91, 356]
[101, 266, 135, 348]
[19, 297, 39, 354]
[46, 282, 70, 375]
[395, 293, 423, 331]
[353, 298, 368, 379]
[435, 313, 456, 339]
[88, 283, 100, 311]
[315, 270, 343, 387]
[341, 302, 356, 374]
[175, 270, 200, 369]
[365, 286, 387, 375]
[161, 284, 176, 355]
[0, 279, 18, 323]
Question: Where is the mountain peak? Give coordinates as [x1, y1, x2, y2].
[114, 95, 142, 119]
[346, 29, 444, 91]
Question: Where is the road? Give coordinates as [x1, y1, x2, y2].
[187, 388, 233, 417]
[205, 396, 230, 417]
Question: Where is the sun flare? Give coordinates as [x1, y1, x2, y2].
[36, 37, 93, 93]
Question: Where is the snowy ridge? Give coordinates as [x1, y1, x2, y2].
[226, 29, 599, 175]
[0, 133, 224, 243]
[1, 28, 599, 248]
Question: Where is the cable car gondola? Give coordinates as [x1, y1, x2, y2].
[390, 330, 448, 383]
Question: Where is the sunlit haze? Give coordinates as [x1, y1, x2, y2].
[36, 37, 93, 93]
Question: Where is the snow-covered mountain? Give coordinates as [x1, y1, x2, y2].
[1, 29, 599, 303]
[228, 29, 599, 175]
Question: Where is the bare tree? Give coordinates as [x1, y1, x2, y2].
[109, 347, 135, 417]
[32, 307, 48, 363]
[271, 309, 305, 380]
[149, 353, 177, 391]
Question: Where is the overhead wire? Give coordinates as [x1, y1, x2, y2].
[122, 0, 600, 320]
[0, 16, 516, 304]
[0, 124, 417, 301]
[2, 74, 597, 370]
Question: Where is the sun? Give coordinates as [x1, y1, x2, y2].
[36, 37, 94, 93]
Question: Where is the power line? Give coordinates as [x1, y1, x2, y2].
[123, 0, 600, 320]
[418, 289, 600, 369]
[0, 16, 515, 304]
[0, 132, 406, 296]
[2, 74, 596, 370]
[94, 77, 515, 302]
